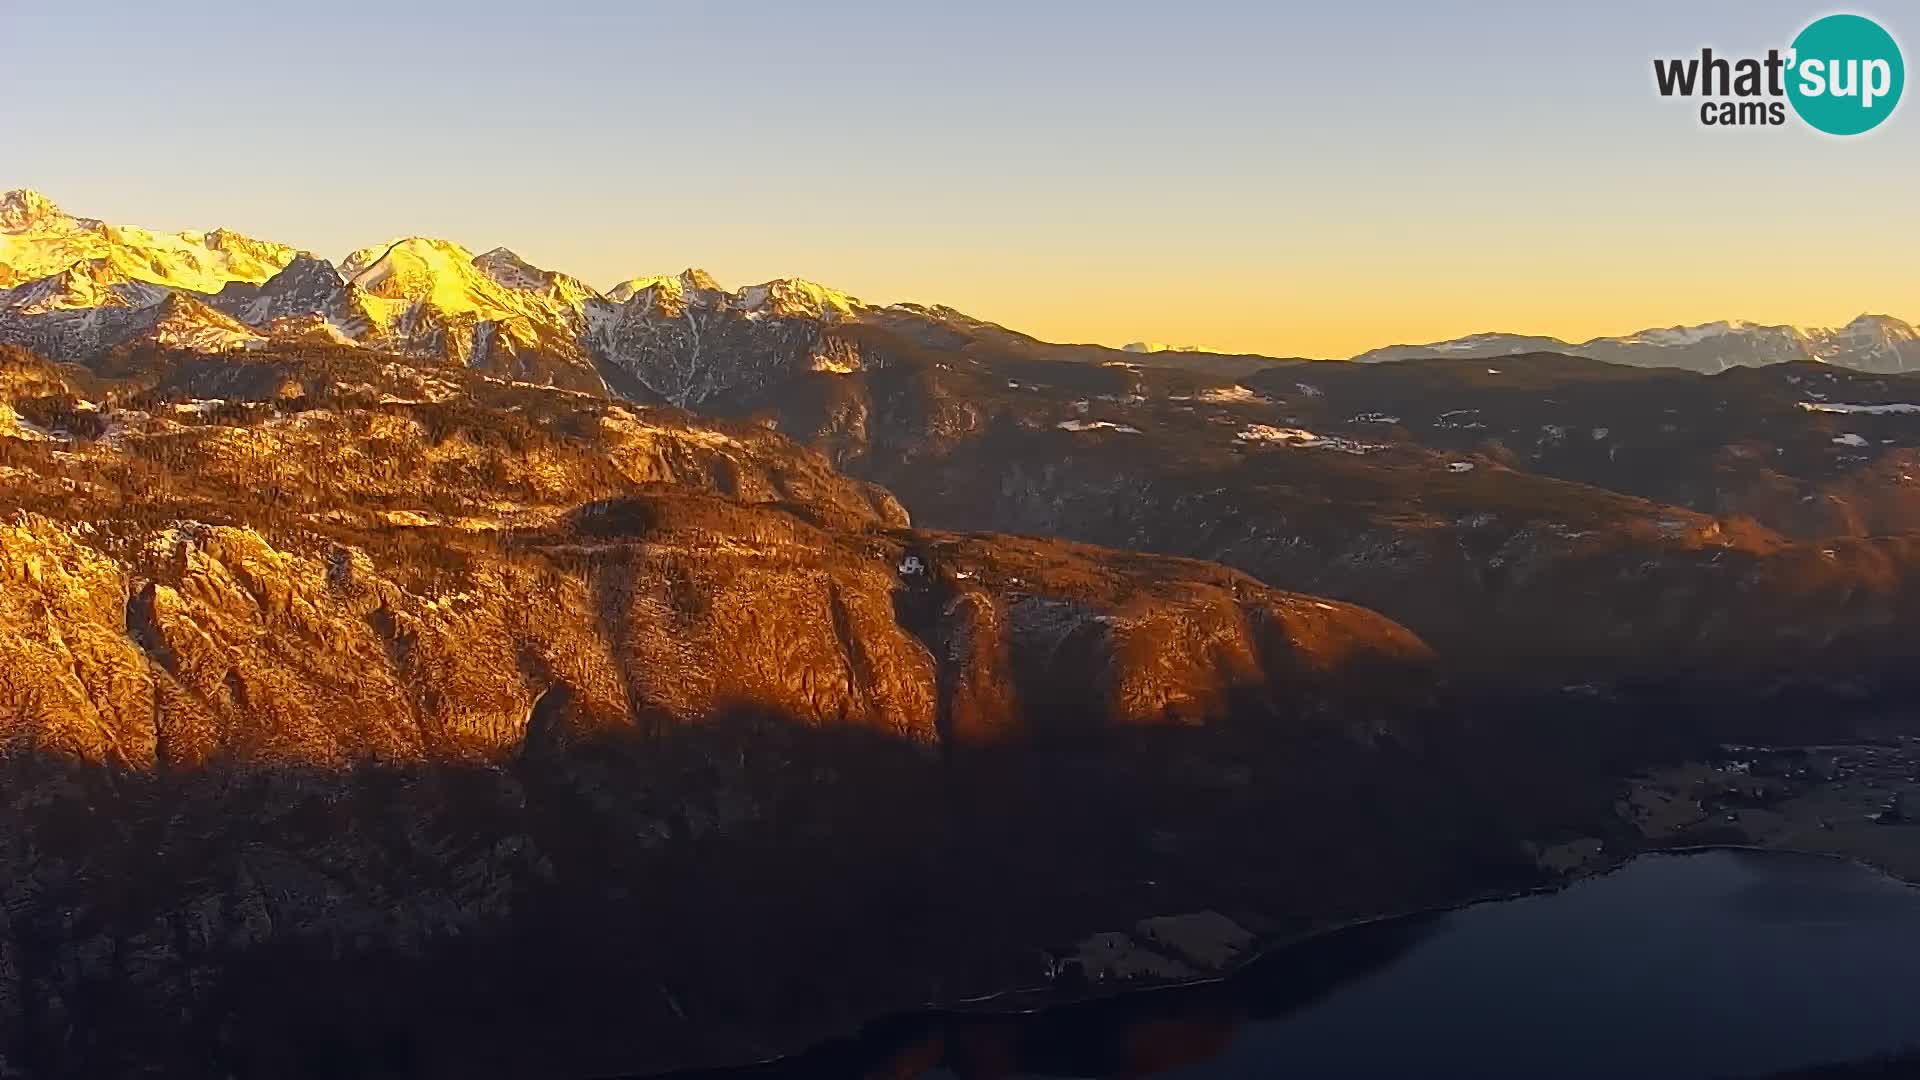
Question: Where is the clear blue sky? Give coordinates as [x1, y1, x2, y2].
[6, 1, 1915, 356]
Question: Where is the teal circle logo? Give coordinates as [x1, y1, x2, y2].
[1787, 14, 1904, 134]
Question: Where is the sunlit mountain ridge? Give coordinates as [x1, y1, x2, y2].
[3, 188, 1915, 390]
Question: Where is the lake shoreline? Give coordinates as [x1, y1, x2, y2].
[642, 763, 1920, 1080]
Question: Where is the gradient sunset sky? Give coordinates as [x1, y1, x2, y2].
[7, 1, 1914, 357]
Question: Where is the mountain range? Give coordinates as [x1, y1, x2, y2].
[3, 188, 1914, 396]
[6, 185, 1920, 1076]
[1353, 317, 1920, 374]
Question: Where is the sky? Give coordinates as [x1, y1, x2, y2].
[4, 1, 1915, 358]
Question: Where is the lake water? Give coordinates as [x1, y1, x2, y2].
[706, 849, 1920, 1079]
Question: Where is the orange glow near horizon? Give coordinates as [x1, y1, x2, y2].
[8, 4, 1916, 359]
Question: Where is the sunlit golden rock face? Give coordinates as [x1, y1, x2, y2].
[0, 331, 1438, 756]
[0, 501, 1433, 769]
[0, 188, 65, 234]
[0, 515, 157, 767]
[0, 188, 295, 292]
[605, 268, 728, 310]
[0, 337, 1462, 1077]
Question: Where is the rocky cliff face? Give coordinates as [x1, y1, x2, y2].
[0, 341, 1524, 1077]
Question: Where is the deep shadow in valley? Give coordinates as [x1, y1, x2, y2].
[0, 682, 1682, 1080]
[650, 913, 1443, 1080]
[6, 676, 1907, 1079]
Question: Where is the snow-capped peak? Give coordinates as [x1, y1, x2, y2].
[605, 275, 674, 304]
[199, 227, 296, 265]
[1608, 320, 1805, 349]
[0, 258, 168, 314]
[605, 268, 725, 305]
[471, 246, 599, 305]
[471, 247, 548, 291]
[0, 189, 72, 234]
[736, 277, 861, 319]
[680, 267, 723, 293]
[211, 253, 351, 328]
[0, 192, 294, 294]
[1838, 313, 1917, 339]
[142, 293, 265, 352]
[1352, 314, 1919, 374]
[266, 253, 348, 292]
[1802, 314, 1920, 372]
[341, 236, 480, 292]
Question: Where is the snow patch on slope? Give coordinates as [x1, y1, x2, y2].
[1799, 402, 1920, 415]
